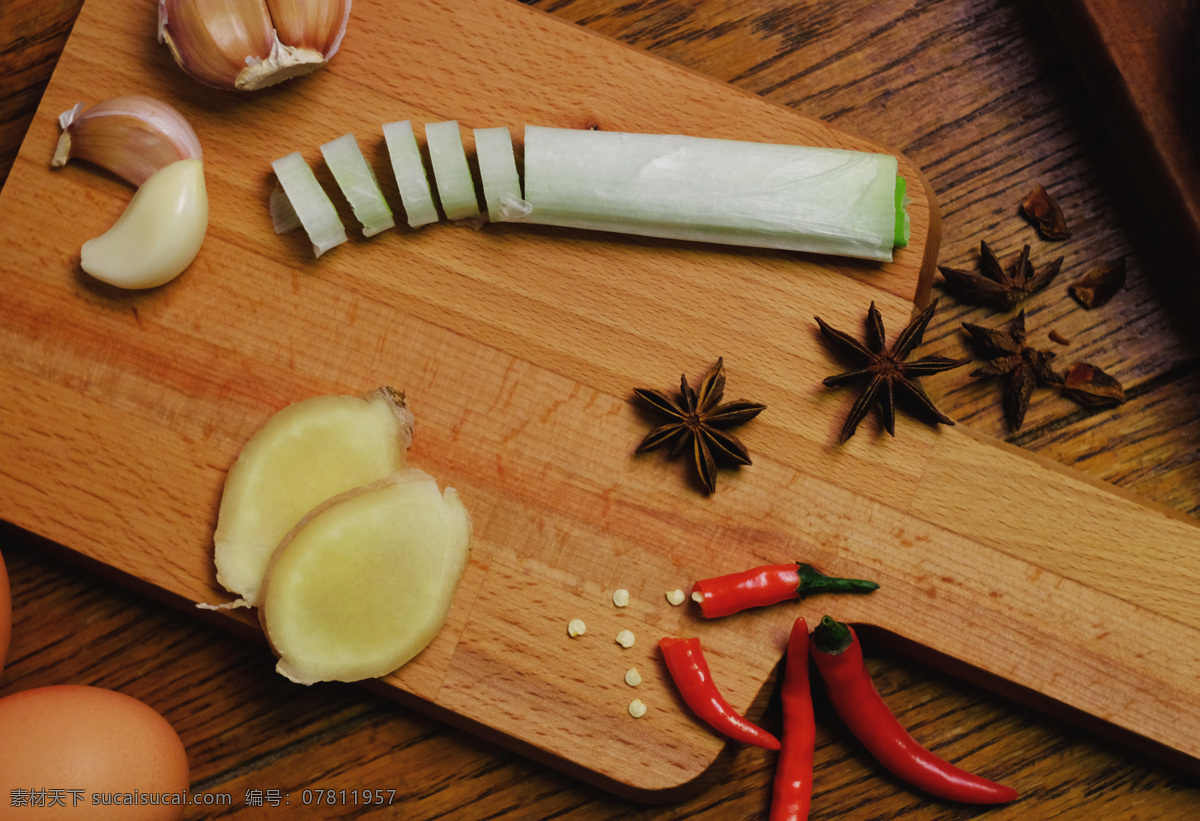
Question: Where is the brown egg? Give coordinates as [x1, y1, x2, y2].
[0, 549, 9, 678]
[0, 685, 189, 820]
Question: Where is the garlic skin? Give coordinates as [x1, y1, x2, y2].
[51, 96, 202, 187]
[267, 0, 350, 58]
[159, 0, 352, 91]
[80, 159, 209, 289]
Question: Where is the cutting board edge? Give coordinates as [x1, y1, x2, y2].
[860, 622, 1200, 777]
[361, 676, 748, 805]
[15, 508, 1200, 793]
[951, 423, 1200, 531]
[0, 519, 742, 802]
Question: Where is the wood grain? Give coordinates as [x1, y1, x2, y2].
[3, 0, 1200, 819]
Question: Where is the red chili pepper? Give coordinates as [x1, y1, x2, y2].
[691, 562, 879, 618]
[810, 616, 1018, 804]
[659, 636, 781, 750]
[769, 617, 815, 821]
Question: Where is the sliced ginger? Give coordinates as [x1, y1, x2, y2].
[260, 468, 472, 684]
[213, 387, 415, 607]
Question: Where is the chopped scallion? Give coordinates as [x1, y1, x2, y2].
[270, 152, 347, 258]
[320, 133, 394, 238]
[425, 121, 480, 221]
[522, 126, 905, 262]
[473, 126, 528, 222]
[893, 176, 910, 248]
[382, 120, 438, 228]
[269, 184, 302, 234]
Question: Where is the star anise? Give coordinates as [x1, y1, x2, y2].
[961, 311, 1064, 430]
[815, 300, 969, 443]
[633, 358, 766, 494]
[938, 241, 1064, 310]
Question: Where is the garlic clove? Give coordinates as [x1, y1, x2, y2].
[80, 159, 209, 289]
[159, 0, 351, 90]
[51, 96, 203, 187]
[265, 0, 351, 59]
[159, 0, 276, 89]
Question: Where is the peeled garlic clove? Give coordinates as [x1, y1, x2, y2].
[159, 0, 351, 91]
[80, 158, 209, 289]
[51, 96, 202, 187]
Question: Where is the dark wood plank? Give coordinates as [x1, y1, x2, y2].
[0, 0, 84, 189]
[1047, 0, 1200, 307]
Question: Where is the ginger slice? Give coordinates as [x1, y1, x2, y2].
[213, 387, 414, 607]
[259, 468, 472, 684]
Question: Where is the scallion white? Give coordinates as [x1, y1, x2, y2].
[269, 184, 302, 234]
[522, 126, 906, 262]
[270, 151, 347, 257]
[473, 126, 528, 222]
[425, 120, 480, 221]
[382, 120, 438, 228]
[319, 133, 394, 237]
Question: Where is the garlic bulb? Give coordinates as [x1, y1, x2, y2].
[51, 96, 202, 187]
[52, 97, 209, 289]
[158, 0, 352, 91]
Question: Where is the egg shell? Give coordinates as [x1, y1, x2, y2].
[0, 549, 9, 678]
[0, 685, 189, 820]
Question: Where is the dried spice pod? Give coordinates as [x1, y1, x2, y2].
[962, 311, 1064, 430]
[937, 241, 1064, 310]
[1062, 362, 1126, 406]
[1069, 257, 1127, 309]
[1048, 329, 1071, 346]
[816, 300, 969, 442]
[1020, 184, 1071, 240]
[633, 358, 766, 494]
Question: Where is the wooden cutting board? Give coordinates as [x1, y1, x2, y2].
[2, 0, 1199, 800]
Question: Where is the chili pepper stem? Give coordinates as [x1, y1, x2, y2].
[812, 614, 854, 655]
[796, 562, 880, 598]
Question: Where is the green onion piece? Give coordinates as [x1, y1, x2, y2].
[894, 176, 910, 248]
[270, 152, 347, 258]
[269, 184, 302, 234]
[425, 120, 480, 221]
[319, 133, 394, 238]
[522, 126, 904, 262]
[473, 126, 528, 222]
[382, 120, 438, 228]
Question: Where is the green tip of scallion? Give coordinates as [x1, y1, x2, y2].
[894, 175, 910, 248]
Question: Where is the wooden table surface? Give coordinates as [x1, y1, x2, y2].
[3, 0, 1199, 818]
